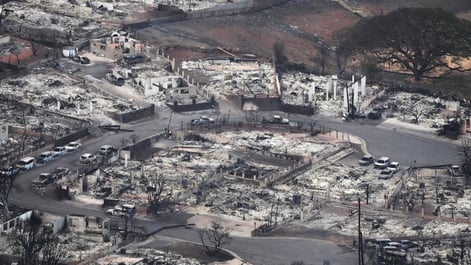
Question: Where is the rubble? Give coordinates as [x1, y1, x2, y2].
[0, 69, 141, 124]
[95, 248, 204, 265]
[181, 59, 277, 99]
[0, 2, 469, 264]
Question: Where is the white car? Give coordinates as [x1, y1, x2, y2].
[387, 162, 400, 173]
[374, 157, 391, 169]
[106, 204, 136, 216]
[65, 141, 82, 152]
[79, 153, 97, 164]
[53, 146, 68, 156]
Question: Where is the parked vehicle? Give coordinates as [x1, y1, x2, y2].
[358, 154, 374, 166]
[375, 238, 392, 247]
[121, 204, 136, 215]
[15, 157, 36, 171]
[377, 168, 394, 179]
[106, 204, 136, 216]
[448, 165, 463, 176]
[367, 111, 382, 120]
[387, 162, 400, 173]
[374, 157, 391, 169]
[1, 166, 19, 177]
[99, 145, 116, 156]
[54, 167, 70, 179]
[37, 151, 55, 164]
[106, 206, 125, 216]
[53, 146, 68, 157]
[399, 240, 419, 250]
[263, 115, 289, 125]
[32, 173, 55, 186]
[80, 153, 97, 164]
[65, 141, 82, 152]
[191, 116, 215, 126]
[106, 71, 125, 86]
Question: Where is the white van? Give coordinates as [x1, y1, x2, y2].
[15, 157, 36, 171]
[374, 157, 391, 169]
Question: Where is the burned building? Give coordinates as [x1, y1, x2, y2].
[90, 31, 146, 61]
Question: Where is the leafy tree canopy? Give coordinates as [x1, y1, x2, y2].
[338, 8, 471, 81]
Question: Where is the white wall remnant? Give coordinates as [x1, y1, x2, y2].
[343, 87, 348, 108]
[332, 75, 338, 100]
[353, 82, 358, 105]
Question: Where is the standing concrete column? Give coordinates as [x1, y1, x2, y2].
[353, 82, 358, 105]
[308, 85, 315, 102]
[57, 100, 60, 111]
[352, 74, 355, 84]
[313, 84, 316, 104]
[343, 87, 348, 108]
[328, 76, 332, 99]
[361, 75, 366, 97]
[332, 75, 338, 100]
[325, 80, 330, 100]
[89, 101, 93, 112]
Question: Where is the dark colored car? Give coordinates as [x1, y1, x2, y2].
[367, 111, 382, 120]
[32, 173, 55, 186]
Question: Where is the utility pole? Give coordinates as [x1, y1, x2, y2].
[365, 184, 369, 204]
[435, 169, 439, 203]
[450, 205, 456, 219]
[167, 111, 173, 132]
[358, 197, 364, 265]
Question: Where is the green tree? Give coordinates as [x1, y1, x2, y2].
[338, 8, 471, 81]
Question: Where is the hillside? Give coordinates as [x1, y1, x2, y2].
[136, 0, 471, 96]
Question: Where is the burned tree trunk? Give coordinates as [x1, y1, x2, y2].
[198, 221, 231, 255]
[145, 174, 167, 214]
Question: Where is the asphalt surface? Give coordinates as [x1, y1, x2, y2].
[291, 114, 461, 167]
[8, 102, 463, 265]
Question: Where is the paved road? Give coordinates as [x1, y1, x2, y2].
[289, 114, 461, 167]
[9, 108, 462, 265]
[154, 228, 354, 265]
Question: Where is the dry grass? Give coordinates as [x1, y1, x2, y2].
[137, 0, 471, 96]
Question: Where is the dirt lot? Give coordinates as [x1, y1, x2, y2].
[139, 0, 471, 64]
[138, 0, 359, 67]
[136, 0, 471, 97]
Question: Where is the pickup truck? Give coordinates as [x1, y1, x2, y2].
[32, 173, 55, 186]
